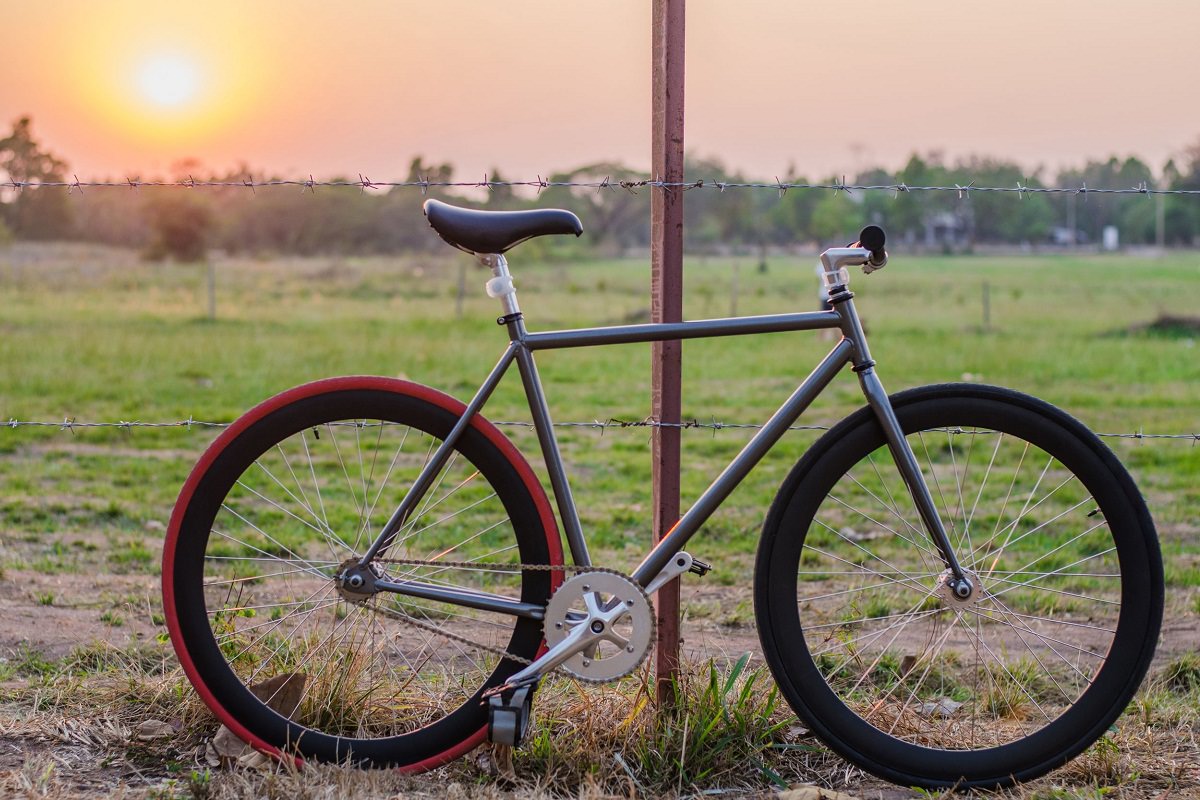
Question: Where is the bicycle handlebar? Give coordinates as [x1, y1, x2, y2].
[856, 225, 886, 266]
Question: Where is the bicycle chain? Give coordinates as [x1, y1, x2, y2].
[367, 558, 648, 675]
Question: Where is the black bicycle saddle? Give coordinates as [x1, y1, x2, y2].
[423, 199, 583, 255]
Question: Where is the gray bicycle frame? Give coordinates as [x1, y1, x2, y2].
[360, 252, 966, 620]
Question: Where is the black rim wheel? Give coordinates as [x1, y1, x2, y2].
[165, 380, 557, 767]
[755, 384, 1162, 788]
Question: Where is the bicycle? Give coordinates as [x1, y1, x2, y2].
[162, 199, 1163, 789]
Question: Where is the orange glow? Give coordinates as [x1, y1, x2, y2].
[52, 2, 275, 170]
[2, 2, 1199, 180]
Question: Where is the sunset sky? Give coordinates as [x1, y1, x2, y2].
[4, 1, 1199, 182]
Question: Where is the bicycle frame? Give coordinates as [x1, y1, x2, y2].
[359, 252, 968, 618]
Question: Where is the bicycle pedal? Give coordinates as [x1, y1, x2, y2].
[487, 683, 535, 748]
[688, 557, 712, 577]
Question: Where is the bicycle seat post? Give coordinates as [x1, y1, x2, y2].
[478, 253, 523, 324]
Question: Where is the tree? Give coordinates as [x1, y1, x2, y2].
[144, 193, 213, 262]
[1056, 156, 1155, 244]
[957, 157, 1052, 245]
[682, 155, 756, 252]
[0, 116, 73, 239]
[809, 189, 862, 246]
[484, 167, 518, 210]
[538, 162, 650, 256]
[1164, 142, 1200, 245]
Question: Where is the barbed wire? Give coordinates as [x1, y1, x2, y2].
[8, 175, 1200, 198]
[4, 417, 1197, 442]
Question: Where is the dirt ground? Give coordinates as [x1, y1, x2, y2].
[0, 567, 1198, 798]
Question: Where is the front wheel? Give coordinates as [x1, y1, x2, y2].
[162, 377, 562, 769]
[754, 384, 1162, 789]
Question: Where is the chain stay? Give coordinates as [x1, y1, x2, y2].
[366, 558, 632, 669]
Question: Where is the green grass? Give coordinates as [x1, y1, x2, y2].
[1, 243, 1196, 583]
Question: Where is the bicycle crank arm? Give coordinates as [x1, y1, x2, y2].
[643, 551, 704, 594]
[506, 570, 655, 687]
[505, 606, 608, 686]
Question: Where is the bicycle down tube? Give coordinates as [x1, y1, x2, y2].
[359, 253, 966, 612]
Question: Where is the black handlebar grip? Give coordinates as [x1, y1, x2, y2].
[858, 225, 886, 256]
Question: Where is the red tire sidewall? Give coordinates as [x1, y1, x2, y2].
[161, 376, 563, 769]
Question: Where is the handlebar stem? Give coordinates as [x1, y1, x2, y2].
[818, 245, 888, 294]
[818, 246, 869, 293]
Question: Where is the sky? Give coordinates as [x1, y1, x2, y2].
[3, 0, 1199, 183]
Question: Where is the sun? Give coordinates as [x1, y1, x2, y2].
[136, 54, 201, 108]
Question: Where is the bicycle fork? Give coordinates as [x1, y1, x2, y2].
[831, 284, 975, 600]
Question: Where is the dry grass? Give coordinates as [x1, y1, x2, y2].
[0, 641, 1197, 799]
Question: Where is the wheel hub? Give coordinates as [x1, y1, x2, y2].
[334, 558, 380, 603]
[936, 568, 984, 608]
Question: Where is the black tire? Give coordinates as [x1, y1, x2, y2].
[163, 377, 561, 769]
[754, 384, 1162, 789]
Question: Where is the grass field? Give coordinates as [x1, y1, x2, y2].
[0, 241, 1198, 798]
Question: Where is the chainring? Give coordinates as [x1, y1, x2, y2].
[542, 570, 655, 683]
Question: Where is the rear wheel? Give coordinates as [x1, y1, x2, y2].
[755, 384, 1162, 788]
[163, 377, 561, 768]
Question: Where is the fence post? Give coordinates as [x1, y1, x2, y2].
[651, 0, 685, 705]
[206, 261, 217, 321]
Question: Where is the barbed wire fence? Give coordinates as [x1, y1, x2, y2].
[3, 417, 1198, 443]
[9, 175, 1200, 197]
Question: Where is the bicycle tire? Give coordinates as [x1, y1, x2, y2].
[754, 383, 1162, 789]
[163, 376, 562, 769]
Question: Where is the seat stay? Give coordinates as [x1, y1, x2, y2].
[358, 343, 520, 566]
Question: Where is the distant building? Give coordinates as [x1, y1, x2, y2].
[923, 211, 969, 249]
[1102, 225, 1119, 251]
[1049, 227, 1087, 246]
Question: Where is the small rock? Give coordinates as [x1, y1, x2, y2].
[785, 725, 811, 740]
[135, 719, 175, 741]
[780, 786, 862, 800]
[474, 749, 498, 777]
[840, 527, 883, 543]
[212, 672, 307, 763]
[918, 697, 963, 717]
[144, 520, 166, 532]
[211, 727, 246, 762]
[237, 750, 273, 770]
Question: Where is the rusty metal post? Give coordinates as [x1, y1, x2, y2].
[651, 0, 685, 705]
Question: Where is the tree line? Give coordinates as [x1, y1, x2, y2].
[3, 115, 1200, 261]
